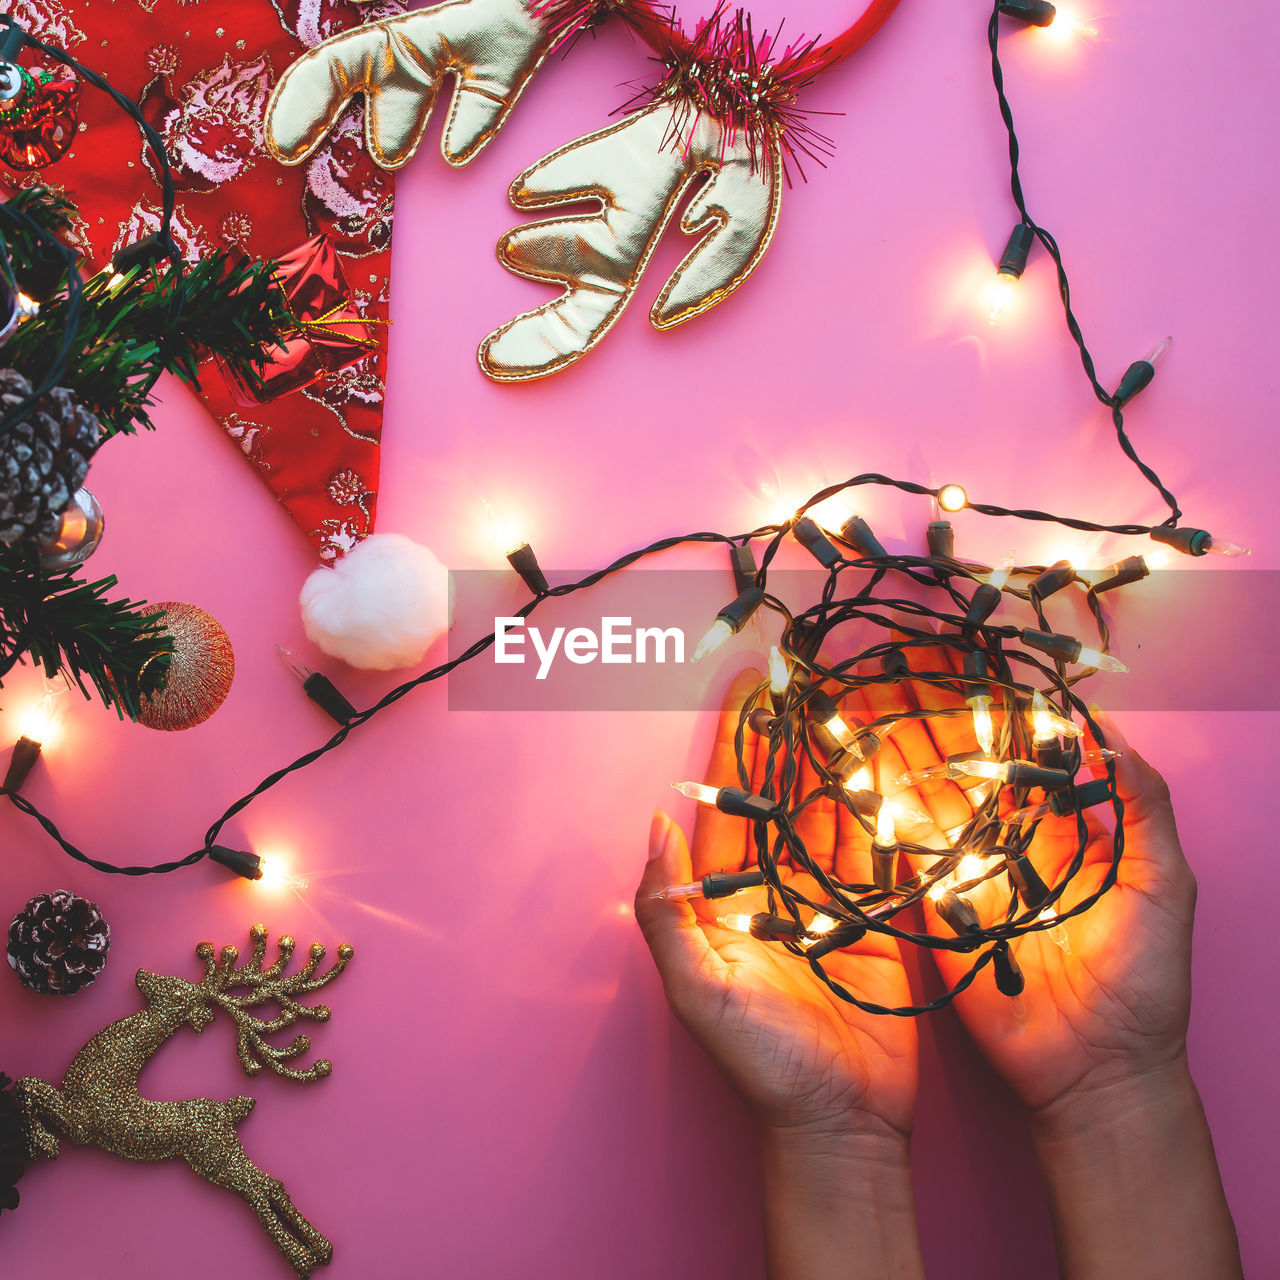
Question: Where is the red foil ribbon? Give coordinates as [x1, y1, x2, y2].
[0, 66, 80, 170]
[228, 233, 377, 407]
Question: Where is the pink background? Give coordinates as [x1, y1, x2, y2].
[2, 1, 1277, 1276]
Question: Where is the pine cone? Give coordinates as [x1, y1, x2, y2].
[0, 369, 102, 545]
[0, 1073, 25, 1214]
[6, 890, 111, 996]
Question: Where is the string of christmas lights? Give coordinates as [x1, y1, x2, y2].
[0, 2, 1250, 1016]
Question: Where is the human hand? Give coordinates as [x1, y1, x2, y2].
[636, 669, 926, 1280]
[635, 670, 918, 1146]
[861, 639, 1196, 1120]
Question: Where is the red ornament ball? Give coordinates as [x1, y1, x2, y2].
[0, 62, 80, 171]
[136, 602, 235, 732]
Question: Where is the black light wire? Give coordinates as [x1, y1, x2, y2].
[0, 5, 1193, 1014]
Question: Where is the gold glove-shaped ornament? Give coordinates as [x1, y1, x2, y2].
[265, 0, 577, 170]
[478, 99, 783, 381]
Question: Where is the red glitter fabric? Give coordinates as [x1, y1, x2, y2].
[7, 0, 409, 561]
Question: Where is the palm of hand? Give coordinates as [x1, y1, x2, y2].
[642, 669, 918, 1140]
[953, 810, 1195, 1112]
[861, 638, 1196, 1115]
[695, 880, 917, 1139]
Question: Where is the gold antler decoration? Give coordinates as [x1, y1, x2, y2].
[13, 925, 353, 1278]
[478, 99, 783, 382]
[265, 0, 574, 171]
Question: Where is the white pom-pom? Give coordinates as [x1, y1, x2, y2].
[300, 534, 450, 671]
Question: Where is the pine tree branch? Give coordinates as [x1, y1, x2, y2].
[0, 542, 170, 716]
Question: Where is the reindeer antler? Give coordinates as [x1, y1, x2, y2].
[195, 925, 354, 1083]
[478, 99, 783, 381]
[265, 0, 571, 171]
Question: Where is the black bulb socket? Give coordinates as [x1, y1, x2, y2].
[748, 707, 778, 736]
[1035, 739, 1068, 772]
[715, 786, 777, 822]
[110, 232, 170, 276]
[1005, 850, 1051, 909]
[962, 650, 990, 702]
[838, 515, 888, 561]
[998, 1, 1057, 27]
[729, 544, 759, 594]
[1005, 761, 1072, 791]
[1048, 776, 1114, 818]
[992, 941, 1026, 997]
[872, 841, 899, 892]
[926, 520, 955, 560]
[1149, 526, 1212, 557]
[1029, 560, 1077, 600]
[302, 672, 356, 725]
[807, 921, 868, 960]
[997, 223, 1036, 276]
[881, 648, 911, 679]
[1114, 360, 1156, 408]
[209, 846, 264, 881]
[843, 787, 884, 817]
[507, 542, 550, 595]
[1020, 628, 1084, 665]
[1089, 555, 1150, 594]
[3, 736, 41, 794]
[793, 517, 842, 568]
[934, 890, 981, 937]
[717, 586, 765, 633]
[829, 751, 865, 786]
[747, 913, 805, 941]
[0, 17, 27, 62]
[702, 870, 766, 900]
[965, 582, 1002, 627]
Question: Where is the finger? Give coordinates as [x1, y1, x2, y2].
[636, 811, 727, 995]
[1086, 708, 1190, 890]
[691, 669, 765, 878]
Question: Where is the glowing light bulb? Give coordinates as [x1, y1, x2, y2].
[483, 500, 527, 557]
[937, 484, 968, 513]
[927, 879, 952, 903]
[823, 710, 858, 752]
[954, 760, 1006, 781]
[1076, 646, 1128, 674]
[956, 854, 988, 885]
[256, 854, 308, 892]
[807, 495, 854, 532]
[846, 765, 873, 792]
[768, 646, 791, 697]
[1031, 690, 1055, 745]
[969, 695, 995, 756]
[673, 781, 719, 805]
[880, 796, 933, 832]
[986, 551, 1017, 592]
[897, 762, 960, 787]
[16, 686, 64, 750]
[1204, 537, 1251, 558]
[808, 912, 840, 936]
[1044, 6, 1099, 42]
[1039, 907, 1071, 952]
[720, 913, 755, 934]
[987, 271, 1019, 324]
[875, 802, 897, 849]
[693, 619, 733, 662]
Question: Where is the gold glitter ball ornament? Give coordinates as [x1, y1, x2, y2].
[136, 601, 235, 731]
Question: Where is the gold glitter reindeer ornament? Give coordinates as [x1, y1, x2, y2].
[13, 925, 353, 1278]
